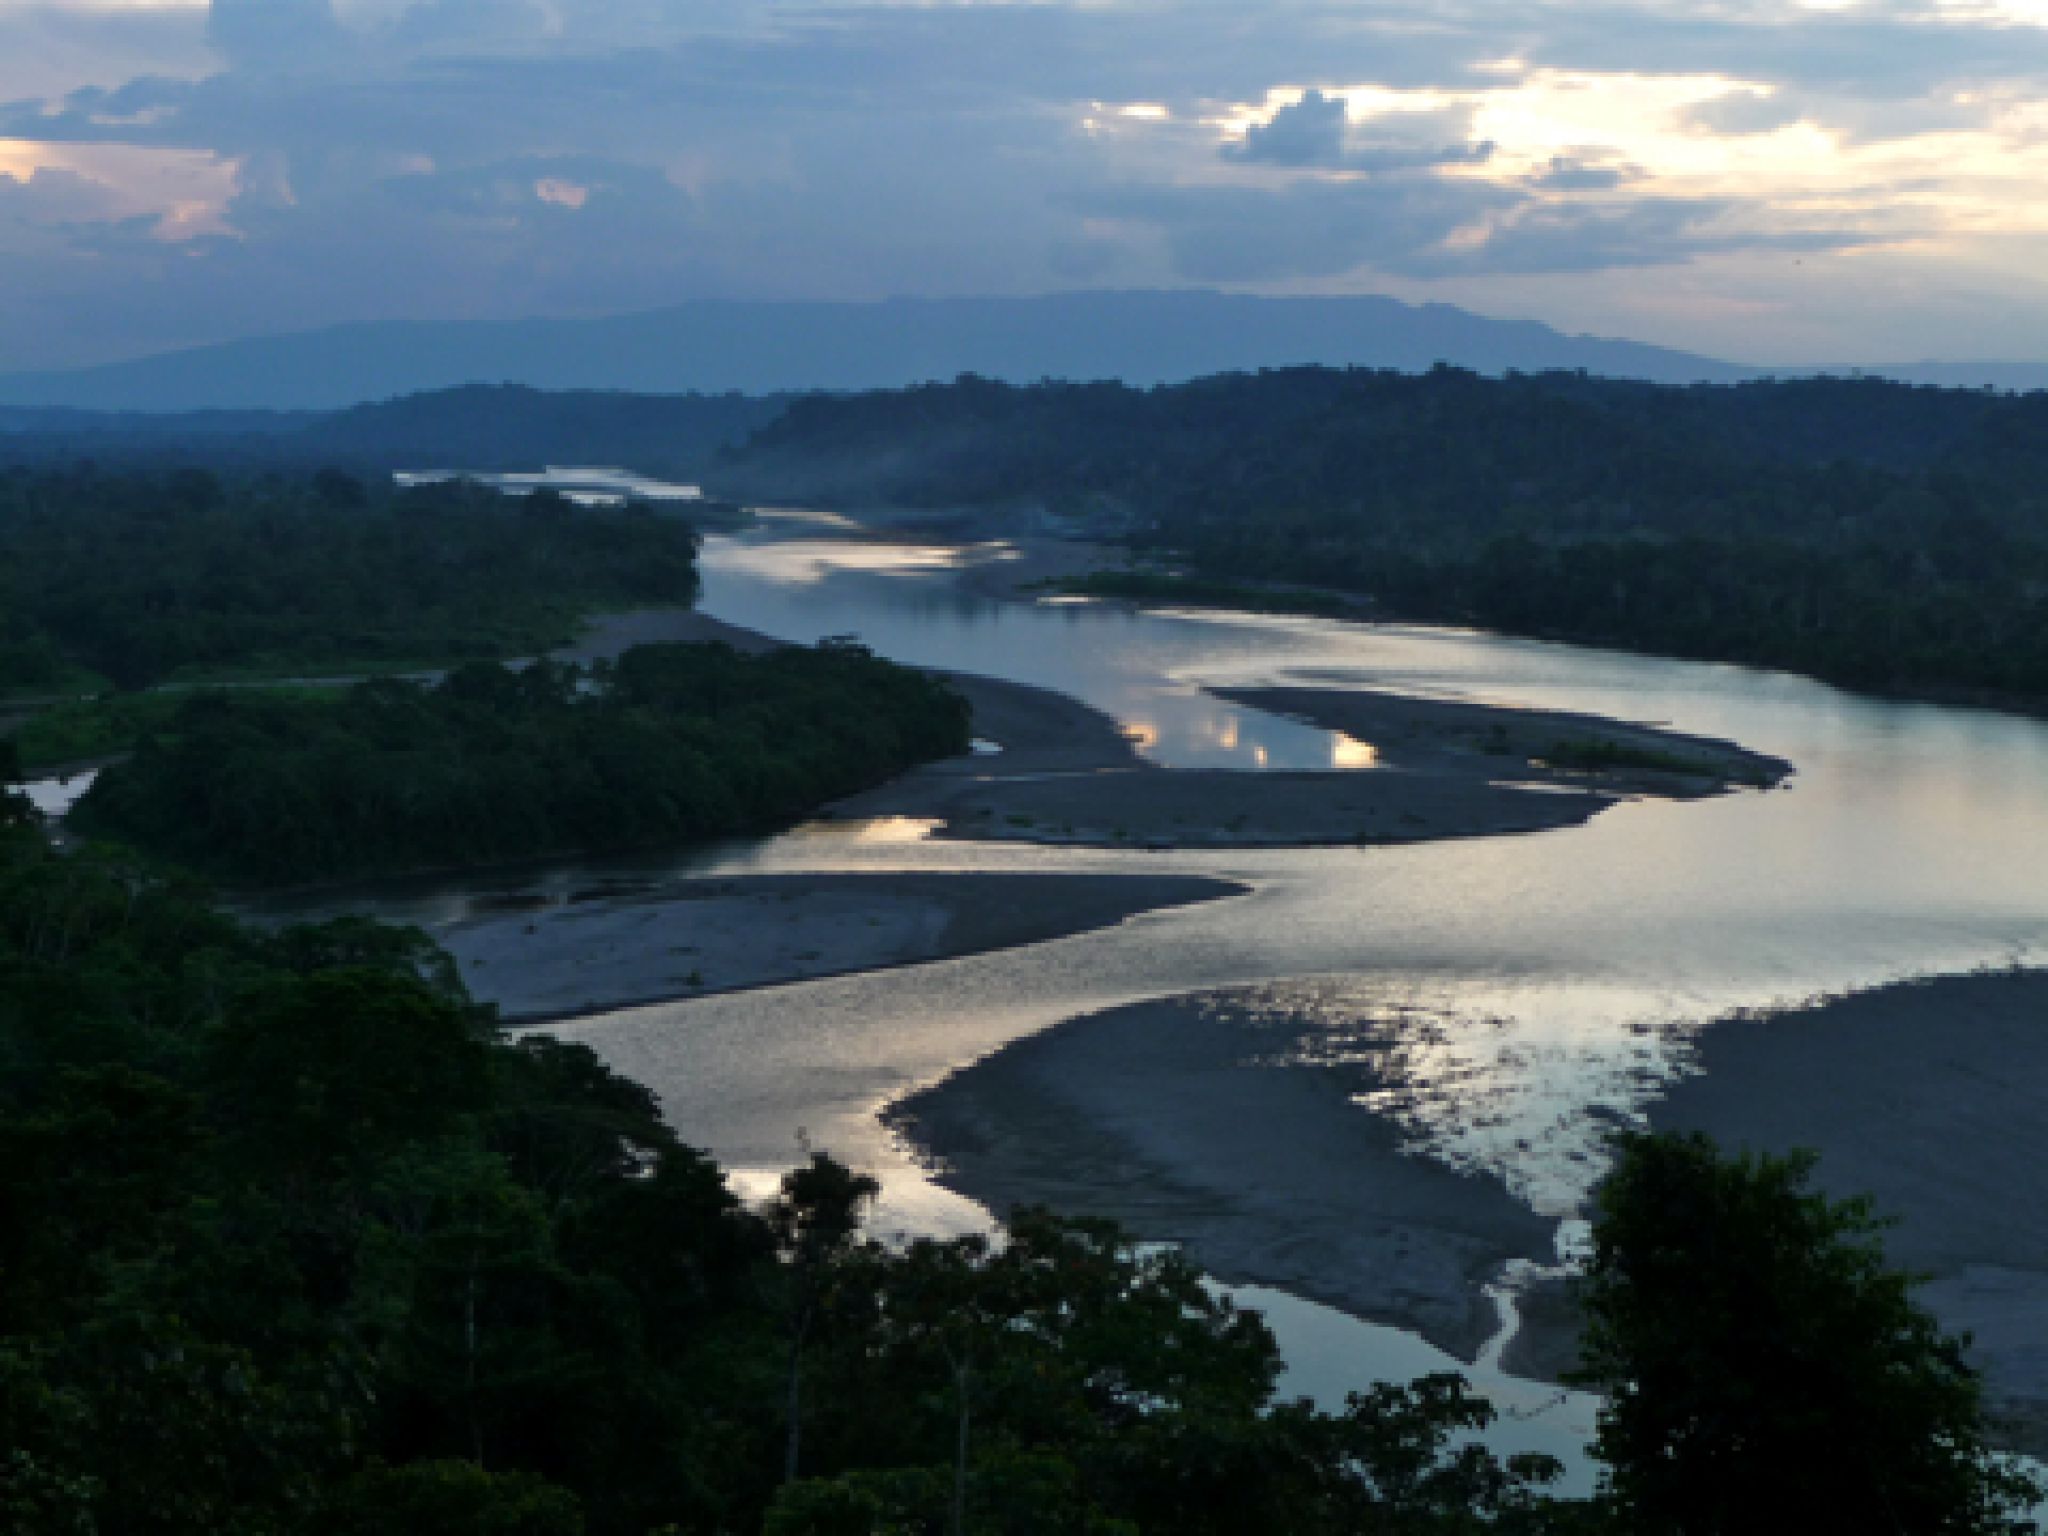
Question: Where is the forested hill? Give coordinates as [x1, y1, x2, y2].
[299, 385, 787, 474]
[0, 467, 703, 694]
[0, 384, 786, 476]
[718, 369, 2048, 705]
[722, 367, 2048, 505]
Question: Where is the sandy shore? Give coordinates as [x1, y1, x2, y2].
[892, 991, 1557, 1360]
[829, 674, 1788, 852]
[1508, 969, 2048, 1453]
[831, 668, 1624, 850]
[448, 870, 1240, 1022]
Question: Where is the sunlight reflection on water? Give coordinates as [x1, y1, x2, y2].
[291, 522, 2048, 1475]
[565, 529, 2048, 1221]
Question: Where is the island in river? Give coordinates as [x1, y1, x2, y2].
[440, 601, 1788, 1021]
[824, 671, 1790, 851]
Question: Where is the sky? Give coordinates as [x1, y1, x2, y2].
[2, 0, 2048, 371]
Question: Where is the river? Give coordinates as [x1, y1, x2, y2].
[317, 517, 2048, 1490]
[592, 526, 2048, 1205]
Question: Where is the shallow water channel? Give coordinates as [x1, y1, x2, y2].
[329, 521, 2048, 1491]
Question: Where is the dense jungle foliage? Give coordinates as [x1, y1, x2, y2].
[0, 808, 1572, 1535]
[71, 642, 971, 886]
[0, 466, 702, 693]
[724, 368, 2048, 704]
[0, 788, 2032, 1534]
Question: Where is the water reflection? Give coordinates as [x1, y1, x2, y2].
[699, 537, 1377, 773]
[21, 769, 97, 819]
[287, 521, 2048, 1476]
[555, 526, 2048, 1224]
[1330, 734, 1379, 769]
[395, 465, 705, 506]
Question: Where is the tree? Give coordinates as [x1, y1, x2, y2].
[322, 1460, 583, 1536]
[0, 743, 32, 828]
[769, 1152, 881, 1486]
[1574, 1131, 2040, 1535]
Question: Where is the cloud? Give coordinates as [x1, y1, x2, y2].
[1531, 154, 1641, 190]
[1094, 174, 1515, 284]
[1226, 88, 1350, 166]
[207, 0, 347, 70]
[1429, 197, 1873, 278]
[1224, 91, 1496, 173]
[1686, 89, 1806, 137]
[0, 0, 2041, 369]
[0, 164, 130, 227]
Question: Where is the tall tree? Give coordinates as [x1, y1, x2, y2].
[1574, 1131, 2039, 1534]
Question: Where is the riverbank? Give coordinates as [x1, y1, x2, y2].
[1507, 968, 2048, 1454]
[1216, 685, 1793, 798]
[826, 674, 1787, 851]
[891, 990, 1558, 1360]
[449, 871, 1242, 1022]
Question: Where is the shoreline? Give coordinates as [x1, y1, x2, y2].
[515, 528, 2045, 1458]
[1214, 685, 1792, 798]
[1506, 968, 2048, 1454]
[891, 990, 1559, 1361]
[889, 966, 2048, 1457]
[826, 672, 1787, 854]
[449, 870, 1244, 1024]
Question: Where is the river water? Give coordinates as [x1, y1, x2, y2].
[582, 528, 2048, 1211]
[339, 519, 2048, 1490]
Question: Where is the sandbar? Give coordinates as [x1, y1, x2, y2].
[892, 991, 1557, 1360]
[450, 870, 1240, 1023]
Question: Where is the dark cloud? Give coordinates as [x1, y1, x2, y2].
[1224, 91, 1494, 175]
[1227, 89, 1350, 165]
[1531, 155, 1640, 191]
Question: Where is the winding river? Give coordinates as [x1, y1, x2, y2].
[594, 526, 2048, 1200]
[315, 517, 2048, 1488]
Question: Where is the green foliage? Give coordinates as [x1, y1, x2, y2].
[322, 1461, 586, 1536]
[11, 686, 355, 775]
[0, 747, 34, 832]
[0, 465, 701, 692]
[1537, 737, 1723, 780]
[1575, 1131, 2041, 1534]
[2, 820, 2036, 1533]
[71, 641, 972, 885]
[12, 691, 188, 773]
[0, 821, 1581, 1533]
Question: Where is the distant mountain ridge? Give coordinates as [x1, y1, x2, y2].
[0, 291, 1763, 411]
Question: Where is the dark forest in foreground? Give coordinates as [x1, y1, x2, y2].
[0, 787, 2032, 1533]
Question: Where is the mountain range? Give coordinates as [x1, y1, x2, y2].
[0, 291, 1735, 412]
[1, 290, 2038, 414]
